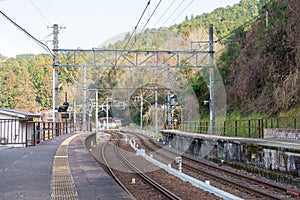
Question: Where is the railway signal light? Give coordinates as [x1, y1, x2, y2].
[58, 101, 69, 112]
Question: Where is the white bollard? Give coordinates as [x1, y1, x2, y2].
[175, 157, 182, 172]
[178, 162, 182, 173]
[131, 178, 136, 184]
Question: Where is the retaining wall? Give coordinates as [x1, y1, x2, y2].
[161, 131, 300, 186]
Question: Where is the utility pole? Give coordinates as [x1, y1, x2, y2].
[73, 101, 76, 124]
[51, 24, 65, 125]
[106, 98, 110, 130]
[266, 8, 269, 27]
[52, 24, 59, 132]
[167, 66, 171, 129]
[95, 90, 99, 132]
[155, 87, 158, 136]
[140, 94, 143, 129]
[82, 65, 87, 131]
[209, 24, 215, 134]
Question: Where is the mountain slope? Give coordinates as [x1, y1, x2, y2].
[218, 0, 300, 115]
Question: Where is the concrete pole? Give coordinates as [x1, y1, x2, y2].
[106, 99, 109, 130]
[82, 65, 87, 131]
[167, 66, 171, 129]
[155, 87, 158, 136]
[266, 9, 269, 27]
[52, 24, 59, 136]
[209, 24, 215, 135]
[73, 101, 76, 123]
[95, 90, 99, 132]
[140, 94, 143, 129]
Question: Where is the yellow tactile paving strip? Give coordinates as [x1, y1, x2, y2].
[51, 134, 80, 200]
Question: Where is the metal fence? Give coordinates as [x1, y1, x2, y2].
[181, 116, 300, 138]
[0, 119, 80, 147]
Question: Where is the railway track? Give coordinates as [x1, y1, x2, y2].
[126, 131, 299, 200]
[101, 138, 133, 198]
[101, 132, 181, 200]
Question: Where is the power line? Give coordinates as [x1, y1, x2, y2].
[169, 0, 194, 25]
[29, 0, 51, 25]
[122, 0, 151, 50]
[152, 0, 176, 28]
[216, 15, 260, 43]
[127, 0, 162, 51]
[160, 0, 185, 27]
[215, 0, 275, 43]
[115, 0, 161, 67]
[0, 10, 54, 57]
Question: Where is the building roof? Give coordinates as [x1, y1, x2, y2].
[0, 108, 41, 119]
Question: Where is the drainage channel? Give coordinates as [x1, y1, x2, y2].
[51, 134, 80, 200]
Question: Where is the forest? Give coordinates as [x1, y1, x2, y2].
[0, 0, 298, 118]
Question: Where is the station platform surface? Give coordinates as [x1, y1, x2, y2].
[0, 132, 133, 200]
[161, 130, 300, 151]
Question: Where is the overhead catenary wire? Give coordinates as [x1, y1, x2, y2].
[160, 0, 185, 27]
[127, 0, 162, 51]
[213, 0, 273, 44]
[115, 0, 163, 67]
[122, 0, 151, 51]
[152, 0, 176, 28]
[40, 32, 53, 43]
[216, 15, 260, 43]
[135, 0, 195, 51]
[29, 0, 51, 26]
[169, 0, 194, 25]
[212, 14, 261, 57]
[0, 10, 54, 57]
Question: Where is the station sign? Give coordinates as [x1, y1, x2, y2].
[61, 113, 69, 119]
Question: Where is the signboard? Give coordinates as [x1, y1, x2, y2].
[61, 113, 69, 119]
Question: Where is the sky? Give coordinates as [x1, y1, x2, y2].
[0, 0, 240, 58]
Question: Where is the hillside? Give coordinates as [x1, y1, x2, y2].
[218, 0, 300, 116]
[171, 0, 259, 44]
[0, 54, 78, 113]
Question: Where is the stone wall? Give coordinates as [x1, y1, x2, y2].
[162, 133, 300, 179]
[264, 128, 300, 139]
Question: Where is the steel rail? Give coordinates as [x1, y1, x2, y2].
[126, 131, 299, 199]
[101, 139, 134, 198]
[113, 134, 181, 200]
[148, 137, 300, 199]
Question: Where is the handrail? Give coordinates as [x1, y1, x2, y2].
[0, 119, 78, 147]
[180, 116, 300, 138]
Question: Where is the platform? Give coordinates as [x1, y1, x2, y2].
[0, 132, 133, 200]
[161, 129, 300, 151]
[160, 130, 300, 181]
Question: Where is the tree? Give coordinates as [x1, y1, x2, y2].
[2, 70, 16, 108]
[14, 67, 39, 112]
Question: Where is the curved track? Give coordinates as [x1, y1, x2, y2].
[101, 132, 181, 200]
[127, 131, 299, 200]
[101, 138, 133, 197]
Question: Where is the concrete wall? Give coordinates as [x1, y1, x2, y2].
[162, 132, 300, 180]
[85, 133, 97, 149]
[264, 128, 300, 139]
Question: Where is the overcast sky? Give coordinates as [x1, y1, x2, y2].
[0, 0, 240, 57]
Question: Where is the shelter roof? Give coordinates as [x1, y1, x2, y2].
[0, 108, 40, 119]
